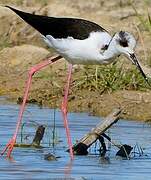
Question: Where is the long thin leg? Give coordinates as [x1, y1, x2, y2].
[1, 55, 62, 158]
[61, 64, 74, 160]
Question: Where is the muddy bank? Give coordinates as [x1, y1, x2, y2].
[2, 81, 151, 121]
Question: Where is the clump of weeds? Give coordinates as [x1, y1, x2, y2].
[73, 62, 150, 94]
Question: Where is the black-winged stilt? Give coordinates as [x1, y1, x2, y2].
[1, 6, 149, 160]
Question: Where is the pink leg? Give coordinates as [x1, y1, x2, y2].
[1, 55, 62, 158]
[61, 64, 74, 160]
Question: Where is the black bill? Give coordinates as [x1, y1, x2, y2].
[129, 53, 150, 86]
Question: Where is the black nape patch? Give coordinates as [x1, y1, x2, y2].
[118, 31, 129, 47]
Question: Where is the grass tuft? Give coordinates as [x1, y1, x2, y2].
[73, 63, 150, 93]
[132, 3, 151, 34]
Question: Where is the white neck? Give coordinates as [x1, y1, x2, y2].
[99, 40, 120, 64]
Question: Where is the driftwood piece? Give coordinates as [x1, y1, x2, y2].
[72, 108, 122, 155]
[15, 125, 45, 148]
[32, 125, 45, 146]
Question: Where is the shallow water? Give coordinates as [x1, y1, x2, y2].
[0, 97, 151, 180]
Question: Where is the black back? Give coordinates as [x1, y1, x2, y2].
[6, 6, 106, 40]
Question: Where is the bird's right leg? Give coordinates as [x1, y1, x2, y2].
[61, 64, 74, 160]
[1, 55, 62, 158]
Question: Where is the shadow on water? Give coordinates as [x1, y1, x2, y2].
[0, 97, 151, 179]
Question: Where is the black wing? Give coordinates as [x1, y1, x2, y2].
[6, 6, 107, 40]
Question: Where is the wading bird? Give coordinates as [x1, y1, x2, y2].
[1, 6, 149, 160]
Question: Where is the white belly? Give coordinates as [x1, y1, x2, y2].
[43, 31, 112, 65]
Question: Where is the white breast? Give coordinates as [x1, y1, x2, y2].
[43, 31, 112, 65]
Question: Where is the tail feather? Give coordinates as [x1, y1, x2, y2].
[5, 6, 53, 36]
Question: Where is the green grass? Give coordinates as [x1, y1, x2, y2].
[20, 120, 39, 144]
[34, 70, 52, 80]
[132, 3, 151, 34]
[0, 37, 11, 51]
[34, 61, 150, 93]
[35, 0, 48, 6]
[73, 63, 150, 93]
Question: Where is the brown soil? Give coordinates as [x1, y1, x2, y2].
[0, 0, 151, 121]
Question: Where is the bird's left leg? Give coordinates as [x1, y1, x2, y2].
[61, 64, 74, 160]
[1, 55, 62, 158]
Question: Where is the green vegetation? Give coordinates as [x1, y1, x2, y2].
[35, 0, 48, 6]
[73, 63, 150, 93]
[20, 111, 60, 147]
[132, 2, 151, 34]
[0, 36, 11, 50]
[20, 120, 39, 144]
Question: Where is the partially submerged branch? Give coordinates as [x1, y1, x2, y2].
[72, 108, 122, 155]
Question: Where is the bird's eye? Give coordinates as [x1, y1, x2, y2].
[119, 40, 128, 47]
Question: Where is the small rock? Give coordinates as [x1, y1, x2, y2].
[44, 153, 57, 161]
[17, 97, 38, 104]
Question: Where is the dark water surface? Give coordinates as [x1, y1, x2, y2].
[0, 97, 151, 180]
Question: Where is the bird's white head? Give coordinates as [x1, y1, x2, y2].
[113, 31, 136, 56]
[111, 31, 149, 85]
